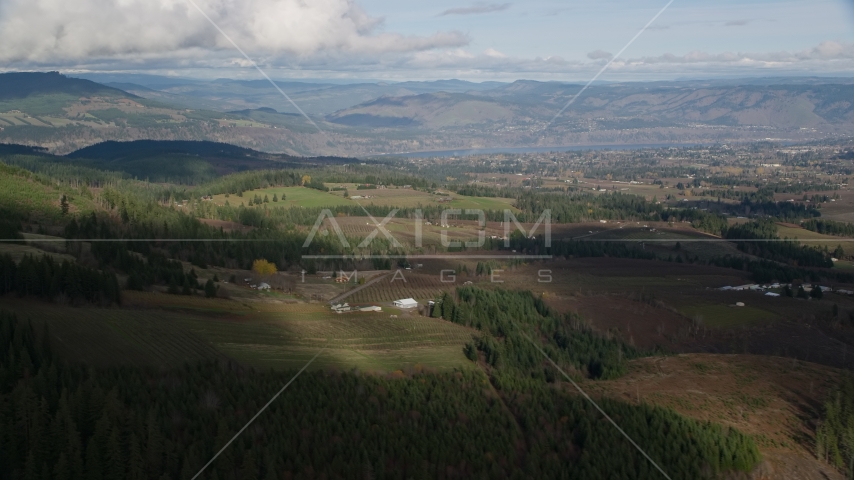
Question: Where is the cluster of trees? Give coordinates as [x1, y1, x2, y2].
[706, 255, 852, 284]
[246, 193, 277, 206]
[0, 254, 120, 305]
[511, 191, 731, 235]
[781, 284, 824, 300]
[432, 287, 638, 382]
[0, 312, 761, 479]
[508, 389, 761, 478]
[0, 154, 126, 191]
[0, 219, 22, 242]
[803, 219, 854, 239]
[816, 376, 854, 476]
[515, 192, 663, 224]
[251, 259, 277, 276]
[732, 240, 833, 269]
[322, 168, 433, 190]
[451, 184, 520, 198]
[725, 199, 821, 222]
[724, 221, 834, 268]
[167, 170, 307, 200]
[64, 200, 350, 275]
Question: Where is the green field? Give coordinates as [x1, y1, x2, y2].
[777, 224, 852, 247]
[448, 194, 518, 211]
[5, 297, 474, 371]
[214, 186, 354, 208]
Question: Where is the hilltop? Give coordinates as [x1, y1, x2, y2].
[0, 71, 134, 101]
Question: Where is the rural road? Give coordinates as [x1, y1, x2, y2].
[327, 272, 391, 304]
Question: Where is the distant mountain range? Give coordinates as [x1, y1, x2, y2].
[0, 71, 852, 156]
[327, 81, 854, 130]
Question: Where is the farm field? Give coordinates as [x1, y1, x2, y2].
[345, 272, 450, 304]
[4, 296, 474, 371]
[777, 224, 852, 247]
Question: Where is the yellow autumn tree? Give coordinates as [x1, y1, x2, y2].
[301, 175, 311, 186]
[252, 259, 277, 276]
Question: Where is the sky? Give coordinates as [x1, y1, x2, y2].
[1, 0, 853, 82]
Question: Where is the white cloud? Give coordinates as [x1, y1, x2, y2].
[438, 3, 511, 16]
[586, 50, 612, 60]
[724, 19, 751, 27]
[621, 41, 854, 66]
[0, 0, 850, 83]
[0, 0, 468, 64]
[484, 48, 507, 58]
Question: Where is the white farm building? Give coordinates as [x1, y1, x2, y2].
[393, 298, 418, 309]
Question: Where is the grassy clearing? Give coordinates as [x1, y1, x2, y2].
[4, 296, 473, 371]
[777, 224, 851, 247]
[0, 167, 98, 220]
[0, 243, 75, 263]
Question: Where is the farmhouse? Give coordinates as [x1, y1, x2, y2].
[393, 298, 418, 309]
[331, 303, 350, 312]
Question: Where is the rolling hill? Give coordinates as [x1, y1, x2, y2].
[0, 71, 133, 101]
[0, 72, 333, 156]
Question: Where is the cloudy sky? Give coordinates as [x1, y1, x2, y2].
[1, 0, 853, 81]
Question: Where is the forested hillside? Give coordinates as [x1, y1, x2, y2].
[817, 377, 854, 476]
[0, 312, 761, 479]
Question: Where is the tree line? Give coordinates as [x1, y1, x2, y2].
[724, 220, 834, 268]
[803, 218, 854, 239]
[0, 254, 120, 305]
[432, 287, 639, 382]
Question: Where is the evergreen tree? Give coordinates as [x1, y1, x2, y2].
[60, 195, 70, 216]
[204, 279, 217, 298]
[167, 278, 179, 295]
